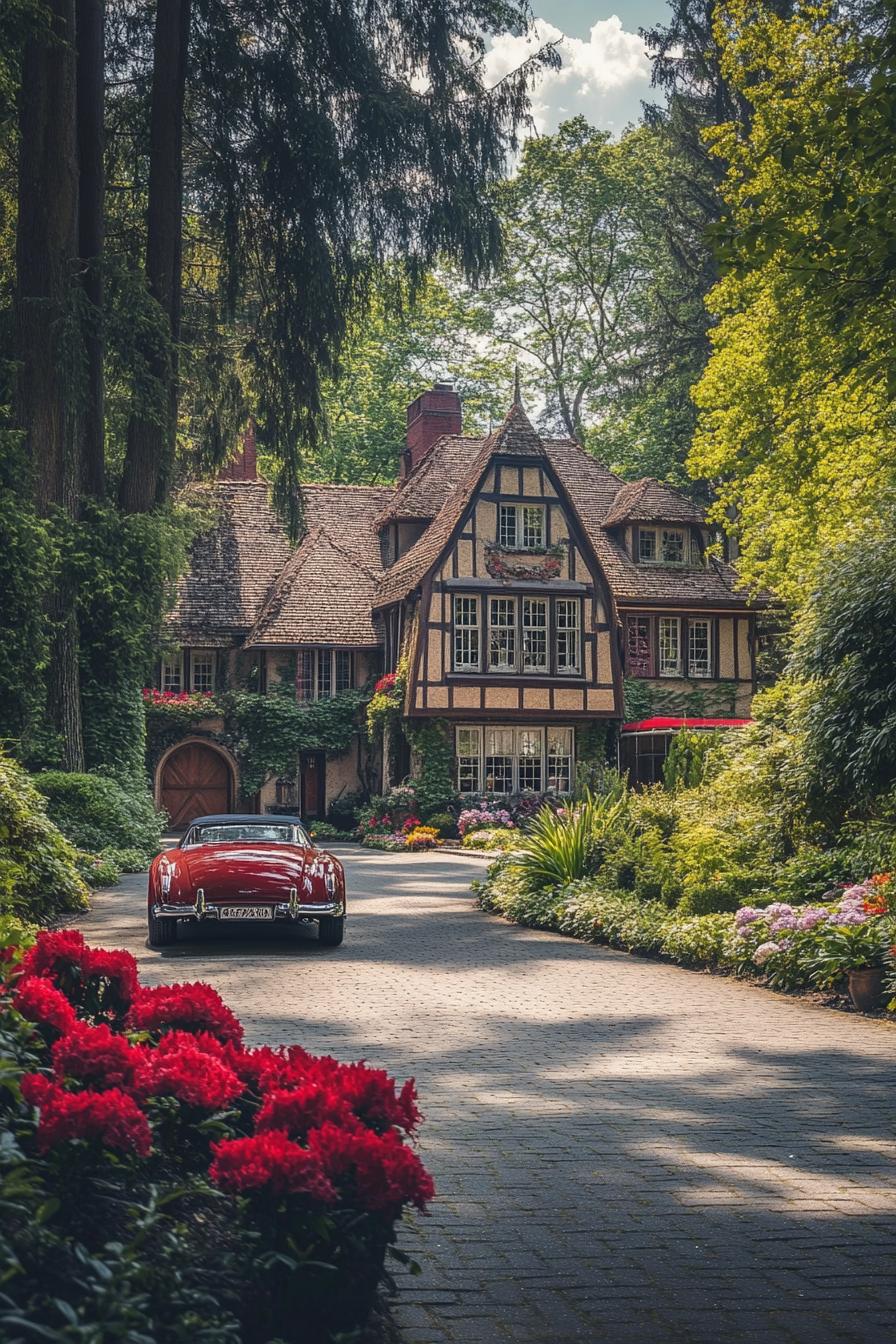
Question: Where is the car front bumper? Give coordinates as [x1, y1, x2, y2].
[151, 896, 344, 922]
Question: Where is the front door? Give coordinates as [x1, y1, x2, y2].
[300, 751, 325, 820]
[160, 742, 231, 828]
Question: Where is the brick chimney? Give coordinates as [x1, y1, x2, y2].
[219, 421, 258, 481]
[401, 382, 462, 479]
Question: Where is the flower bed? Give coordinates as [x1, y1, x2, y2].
[362, 818, 443, 852]
[477, 863, 896, 1013]
[0, 928, 434, 1341]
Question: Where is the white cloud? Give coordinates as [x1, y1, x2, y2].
[484, 15, 652, 137]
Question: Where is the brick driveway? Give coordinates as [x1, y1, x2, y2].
[78, 846, 896, 1343]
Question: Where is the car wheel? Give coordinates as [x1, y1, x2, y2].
[148, 909, 178, 948]
[318, 915, 344, 947]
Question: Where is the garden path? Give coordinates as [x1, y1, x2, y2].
[79, 847, 896, 1344]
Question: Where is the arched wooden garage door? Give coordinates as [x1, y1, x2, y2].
[159, 742, 232, 828]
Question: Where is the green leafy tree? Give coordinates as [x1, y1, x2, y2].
[690, 0, 896, 605]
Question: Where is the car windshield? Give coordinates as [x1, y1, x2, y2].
[185, 823, 308, 846]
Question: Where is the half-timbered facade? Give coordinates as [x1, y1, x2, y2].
[153, 384, 759, 820]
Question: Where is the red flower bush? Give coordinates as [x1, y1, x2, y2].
[134, 1037, 245, 1110]
[210, 1130, 338, 1202]
[52, 1021, 145, 1090]
[272, 1051, 421, 1135]
[14, 977, 77, 1036]
[84, 948, 139, 1010]
[21, 1075, 152, 1157]
[20, 928, 88, 983]
[373, 673, 397, 695]
[255, 1082, 356, 1138]
[308, 1122, 435, 1216]
[126, 981, 244, 1045]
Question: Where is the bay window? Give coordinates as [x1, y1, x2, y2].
[453, 594, 584, 676]
[296, 649, 354, 700]
[456, 725, 575, 795]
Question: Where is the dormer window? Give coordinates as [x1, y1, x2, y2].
[638, 527, 687, 565]
[498, 503, 544, 550]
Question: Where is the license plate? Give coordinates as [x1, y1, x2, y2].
[218, 905, 273, 920]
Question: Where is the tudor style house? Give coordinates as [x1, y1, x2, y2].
[153, 386, 758, 824]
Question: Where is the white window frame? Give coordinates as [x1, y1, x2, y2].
[661, 528, 686, 564]
[161, 652, 183, 693]
[296, 649, 354, 700]
[638, 528, 657, 563]
[687, 619, 713, 679]
[456, 724, 575, 796]
[189, 649, 216, 694]
[547, 727, 574, 793]
[453, 596, 481, 672]
[522, 598, 548, 672]
[497, 503, 545, 551]
[488, 597, 517, 671]
[555, 599, 581, 674]
[658, 617, 682, 677]
[456, 727, 482, 794]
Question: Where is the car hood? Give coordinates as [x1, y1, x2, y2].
[178, 843, 312, 896]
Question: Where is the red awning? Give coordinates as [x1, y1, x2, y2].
[620, 717, 752, 734]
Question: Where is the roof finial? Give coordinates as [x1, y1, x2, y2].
[512, 362, 522, 408]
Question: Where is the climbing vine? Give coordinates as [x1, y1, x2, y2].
[227, 690, 365, 795]
[403, 718, 457, 818]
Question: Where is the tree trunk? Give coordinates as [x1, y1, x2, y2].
[119, 0, 191, 513]
[77, 0, 105, 499]
[16, 0, 85, 771]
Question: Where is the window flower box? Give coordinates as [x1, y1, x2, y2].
[484, 541, 565, 582]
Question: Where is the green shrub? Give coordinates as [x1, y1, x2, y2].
[0, 750, 89, 921]
[33, 770, 164, 863]
[104, 846, 151, 873]
[427, 811, 458, 839]
[75, 851, 123, 888]
[604, 826, 679, 905]
[512, 792, 631, 893]
[662, 728, 718, 791]
[306, 820, 346, 842]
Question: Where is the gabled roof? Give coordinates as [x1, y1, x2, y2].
[374, 404, 548, 609]
[375, 435, 482, 527]
[604, 478, 705, 529]
[244, 525, 381, 647]
[166, 480, 392, 646]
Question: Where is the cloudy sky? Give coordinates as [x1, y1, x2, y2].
[485, 1, 672, 136]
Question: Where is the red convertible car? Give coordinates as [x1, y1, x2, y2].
[147, 814, 346, 949]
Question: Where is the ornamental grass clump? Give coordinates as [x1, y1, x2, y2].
[0, 928, 434, 1343]
[511, 790, 630, 892]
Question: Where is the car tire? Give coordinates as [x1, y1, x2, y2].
[148, 909, 178, 948]
[318, 915, 344, 947]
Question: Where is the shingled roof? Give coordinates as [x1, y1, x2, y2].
[375, 435, 482, 527]
[244, 526, 382, 647]
[374, 404, 550, 609]
[604, 478, 705, 529]
[165, 481, 392, 645]
[373, 414, 753, 611]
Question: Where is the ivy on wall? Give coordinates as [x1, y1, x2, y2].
[403, 719, 457, 817]
[622, 677, 739, 721]
[226, 691, 365, 795]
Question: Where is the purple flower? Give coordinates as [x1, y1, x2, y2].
[796, 908, 829, 931]
[769, 913, 798, 933]
[764, 902, 795, 920]
[753, 941, 782, 966]
[735, 906, 763, 927]
[843, 884, 869, 901]
[835, 908, 868, 926]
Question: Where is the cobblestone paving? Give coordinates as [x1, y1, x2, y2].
[78, 847, 896, 1344]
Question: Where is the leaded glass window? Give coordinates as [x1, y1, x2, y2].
[453, 596, 480, 671]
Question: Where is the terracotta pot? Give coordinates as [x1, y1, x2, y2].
[847, 966, 885, 1013]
